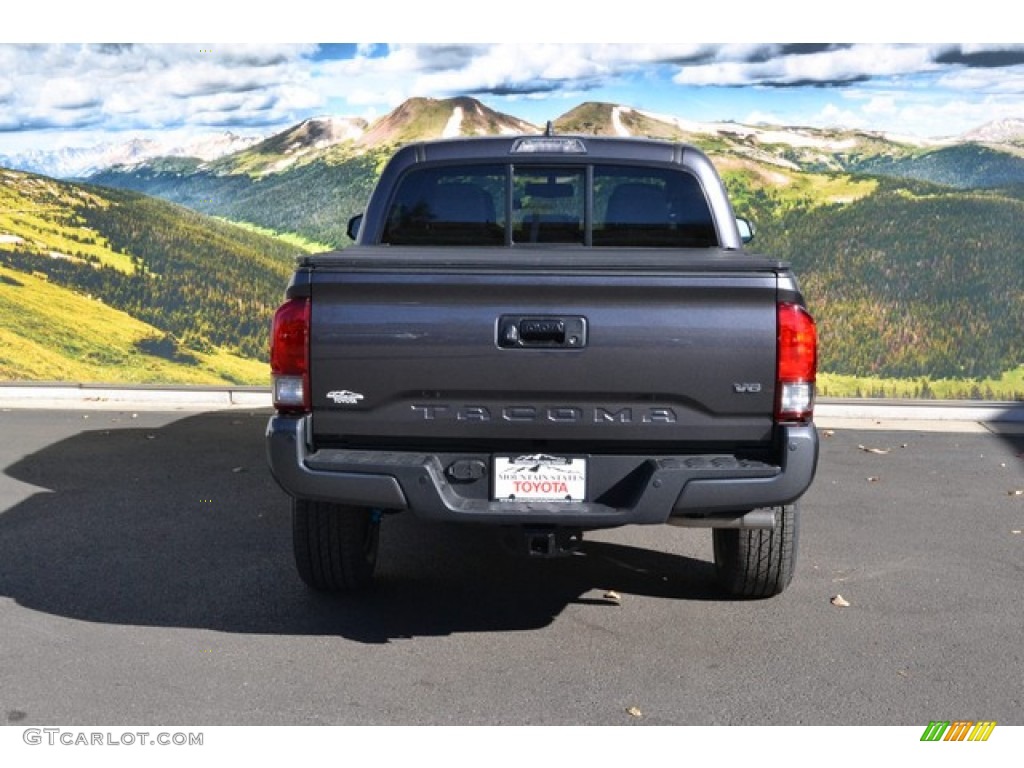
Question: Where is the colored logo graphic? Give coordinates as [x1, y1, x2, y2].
[920, 721, 996, 742]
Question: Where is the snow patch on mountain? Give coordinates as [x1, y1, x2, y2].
[960, 118, 1024, 144]
[0, 131, 262, 178]
[636, 108, 859, 150]
[300, 116, 366, 146]
[178, 132, 263, 161]
[611, 106, 631, 137]
[443, 106, 464, 138]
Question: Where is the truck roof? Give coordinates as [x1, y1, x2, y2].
[393, 133, 705, 165]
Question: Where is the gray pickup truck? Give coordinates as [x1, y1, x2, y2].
[266, 132, 818, 598]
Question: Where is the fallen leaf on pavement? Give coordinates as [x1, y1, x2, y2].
[831, 594, 851, 607]
[604, 590, 622, 602]
[858, 444, 890, 455]
[626, 706, 643, 718]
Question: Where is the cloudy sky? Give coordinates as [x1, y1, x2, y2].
[2, 9, 1023, 153]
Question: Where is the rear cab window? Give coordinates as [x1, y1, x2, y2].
[380, 162, 717, 247]
[382, 164, 506, 246]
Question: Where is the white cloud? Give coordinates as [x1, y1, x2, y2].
[815, 103, 868, 130]
[39, 77, 101, 110]
[936, 67, 1024, 94]
[355, 44, 381, 58]
[890, 96, 1024, 137]
[320, 44, 715, 107]
[674, 45, 941, 87]
[0, 44, 320, 137]
[811, 88, 1024, 138]
[861, 96, 898, 117]
[743, 110, 785, 126]
[2, 41, 1024, 151]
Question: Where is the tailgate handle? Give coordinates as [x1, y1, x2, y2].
[522, 319, 564, 343]
[499, 315, 587, 348]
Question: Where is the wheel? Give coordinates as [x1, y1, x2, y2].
[292, 498, 380, 593]
[713, 503, 798, 598]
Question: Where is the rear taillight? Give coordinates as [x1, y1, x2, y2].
[776, 302, 817, 423]
[270, 297, 310, 413]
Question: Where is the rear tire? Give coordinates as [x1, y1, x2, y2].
[292, 498, 380, 593]
[713, 503, 798, 598]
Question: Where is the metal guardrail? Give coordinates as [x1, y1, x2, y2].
[816, 397, 1024, 424]
[0, 383, 270, 408]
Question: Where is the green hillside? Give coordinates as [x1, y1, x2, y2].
[0, 168, 299, 383]
[747, 179, 1024, 381]
[90, 151, 382, 249]
[852, 144, 1024, 189]
[0, 264, 265, 384]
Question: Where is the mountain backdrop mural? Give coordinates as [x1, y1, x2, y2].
[3, 94, 1024, 397]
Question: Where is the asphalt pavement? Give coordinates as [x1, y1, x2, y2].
[0, 406, 1021, 725]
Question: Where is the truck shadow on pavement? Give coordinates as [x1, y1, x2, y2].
[0, 412, 722, 644]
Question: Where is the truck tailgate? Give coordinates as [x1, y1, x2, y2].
[304, 249, 782, 450]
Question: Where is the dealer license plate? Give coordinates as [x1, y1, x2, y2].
[493, 454, 586, 502]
